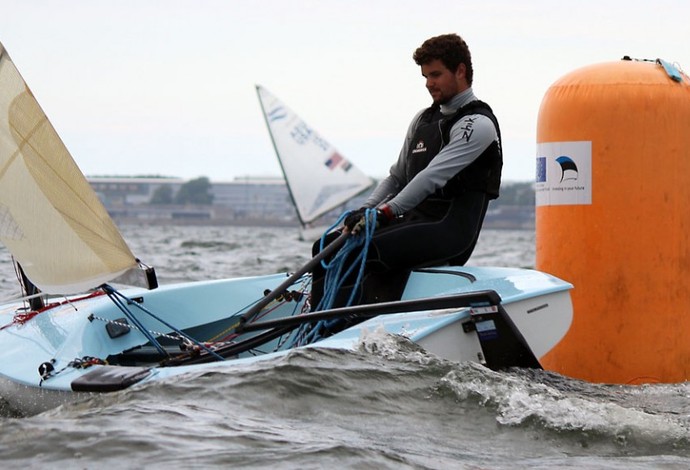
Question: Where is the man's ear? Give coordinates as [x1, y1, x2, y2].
[455, 63, 467, 81]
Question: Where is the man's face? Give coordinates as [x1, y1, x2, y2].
[421, 59, 466, 104]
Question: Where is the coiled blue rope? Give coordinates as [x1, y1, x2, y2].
[290, 208, 378, 347]
[317, 208, 377, 311]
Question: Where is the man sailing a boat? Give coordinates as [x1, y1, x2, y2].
[311, 33, 502, 312]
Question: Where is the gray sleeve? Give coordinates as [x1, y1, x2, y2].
[364, 109, 425, 208]
[386, 113, 498, 214]
[363, 175, 402, 208]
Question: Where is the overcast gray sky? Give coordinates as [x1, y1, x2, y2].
[1, 0, 687, 182]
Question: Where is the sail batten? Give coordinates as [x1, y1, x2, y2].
[0, 42, 138, 295]
[256, 85, 373, 225]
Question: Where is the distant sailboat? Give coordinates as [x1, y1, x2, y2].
[256, 85, 374, 240]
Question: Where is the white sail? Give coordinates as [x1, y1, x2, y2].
[0, 42, 139, 295]
[256, 85, 373, 226]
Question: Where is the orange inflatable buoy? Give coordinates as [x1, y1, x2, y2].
[535, 58, 690, 384]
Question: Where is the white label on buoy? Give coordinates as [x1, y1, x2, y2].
[535, 141, 592, 206]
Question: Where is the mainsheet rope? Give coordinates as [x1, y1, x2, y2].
[291, 208, 378, 347]
[317, 208, 377, 311]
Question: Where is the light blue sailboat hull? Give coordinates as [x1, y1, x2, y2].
[0, 266, 572, 415]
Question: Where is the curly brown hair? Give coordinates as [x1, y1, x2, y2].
[413, 34, 473, 86]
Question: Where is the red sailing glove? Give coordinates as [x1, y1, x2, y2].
[376, 203, 395, 223]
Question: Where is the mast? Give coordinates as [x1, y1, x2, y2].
[17, 263, 45, 311]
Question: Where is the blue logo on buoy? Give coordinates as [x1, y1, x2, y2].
[556, 156, 578, 182]
[536, 157, 547, 183]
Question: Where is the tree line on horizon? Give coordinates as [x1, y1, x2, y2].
[149, 177, 214, 205]
[146, 177, 534, 207]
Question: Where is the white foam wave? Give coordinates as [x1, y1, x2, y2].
[441, 365, 690, 446]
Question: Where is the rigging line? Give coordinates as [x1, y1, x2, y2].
[295, 209, 377, 346]
[318, 212, 349, 269]
[103, 286, 166, 356]
[279, 301, 315, 348]
[232, 276, 308, 319]
[321, 238, 367, 308]
[204, 279, 309, 343]
[88, 314, 182, 342]
[210, 276, 311, 346]
[319, 208, 376, 311]
[102, 284, 226, 362]
[317, 240, 360, 310]
[347, 209, 377, 305]
[209, 297, 294, 343]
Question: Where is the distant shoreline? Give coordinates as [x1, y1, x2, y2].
[111, 217, 535, 231]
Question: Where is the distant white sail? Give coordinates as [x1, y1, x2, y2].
[256, 85, 373, 226]
[0, 42, 139, 295]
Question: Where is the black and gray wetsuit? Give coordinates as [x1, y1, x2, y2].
[312, 87, 502, 309]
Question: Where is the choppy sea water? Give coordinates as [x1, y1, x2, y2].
[0, 226, 688, 469]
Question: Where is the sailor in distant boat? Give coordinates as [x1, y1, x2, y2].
[311, 33, 502, 312]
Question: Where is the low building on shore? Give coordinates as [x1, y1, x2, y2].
[88, 176, 534, 229]
[88, 176, 362, 227]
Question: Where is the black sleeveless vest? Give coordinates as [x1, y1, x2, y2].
[405, 100, 502, 199]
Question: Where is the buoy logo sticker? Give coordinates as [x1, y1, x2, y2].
[556, 156, 578, 182]
[535, 141, 592, 206]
